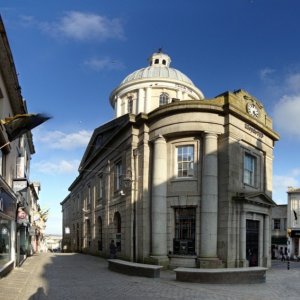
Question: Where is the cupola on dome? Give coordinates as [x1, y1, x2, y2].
[109, 50, 204, 118]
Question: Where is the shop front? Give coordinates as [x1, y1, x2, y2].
[0, 187, 17, 277]
[16, 206, 30, 264]
[288, 229, 300, 259]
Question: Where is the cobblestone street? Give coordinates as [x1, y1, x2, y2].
[1, 253, 300, 300]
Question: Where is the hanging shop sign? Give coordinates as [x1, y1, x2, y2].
[12, 179, 27, 193]
[17, 207, 29, 226]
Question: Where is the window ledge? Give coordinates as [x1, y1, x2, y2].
[168, 254, 197, 258]
[171, 177, 197, 183]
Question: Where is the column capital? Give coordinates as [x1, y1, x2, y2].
[204, 131, 219, 138]
[151, 134, 166, 143]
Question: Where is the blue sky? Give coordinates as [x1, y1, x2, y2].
[1, 0, 300, 234]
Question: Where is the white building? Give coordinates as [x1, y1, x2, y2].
[62, 50, 279, 269]
[0, 16, 46, 276]
[271, 204, 287, 259]
[287, 187, 300, 258]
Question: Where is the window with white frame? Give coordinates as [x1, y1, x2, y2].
[177, 145, 194, 177]
[243, 153, 256, 186]
[159, 93, 169, 106]
[115, 161, 122, 191]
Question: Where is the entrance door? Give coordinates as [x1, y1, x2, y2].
[173, 208, 196, 255]
[246, 220, 259, 267]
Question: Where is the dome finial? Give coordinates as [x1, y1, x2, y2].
[148, 50, 171, 67]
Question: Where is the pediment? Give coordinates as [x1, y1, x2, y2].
[233, 192, 276, 208]
[79, 114, 135, 171]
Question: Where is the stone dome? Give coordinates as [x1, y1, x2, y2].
[109, 50, 204, 117]
[121, 51, 195, 86]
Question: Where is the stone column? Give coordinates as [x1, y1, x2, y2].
[263, 215, 270, 267]
[200, 132, 219, 260]
[116, 97, 122, 118]
[176, 89, 182, 100]
[239, 211, 247, 266]
[152, 135, 167, 257]
[138, 88, 145, 113]
[145, 87, 151, 113]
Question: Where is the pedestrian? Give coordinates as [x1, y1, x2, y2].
[109, 239, 117, 259]
[280, 249, 285, 261]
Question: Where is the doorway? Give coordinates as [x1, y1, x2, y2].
[173, 208, 196, 255]
[246, 220, 259, 267]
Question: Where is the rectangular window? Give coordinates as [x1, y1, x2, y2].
[0, 150, 5, 177]
[87, 185, 91, 207]
[128, 97, 133, 114]
[177, 145, 194, 177]
[244, 153, 256, 186]
[115, 161, 122, 191]
[77, 194, 80, 212]
[98, 175, 104, 199]
[273, 218, 281, 230]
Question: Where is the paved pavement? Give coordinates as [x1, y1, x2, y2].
[1, 253, 300, 300]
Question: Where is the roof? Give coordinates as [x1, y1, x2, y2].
[121, 66, 194, 85]
[119, 51, 196, 87]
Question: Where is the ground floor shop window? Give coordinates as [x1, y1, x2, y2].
[173, 208, 196, 255]
[0, 220, 11, 267]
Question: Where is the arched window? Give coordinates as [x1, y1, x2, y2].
[154, 58, 159, 64]
[159, 93, 169, 106]
[162, 59, 166, 65]
[97, 216, 103, 251]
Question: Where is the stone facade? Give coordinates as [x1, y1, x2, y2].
[61, 51, 279, 268]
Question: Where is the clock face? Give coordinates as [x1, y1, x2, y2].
[247, 103, 259, 118]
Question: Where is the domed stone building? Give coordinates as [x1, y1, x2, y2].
[61, 50, 279, 268]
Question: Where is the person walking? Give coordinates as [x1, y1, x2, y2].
[280, 249, 285, 261]
[109, 240, 117, 259]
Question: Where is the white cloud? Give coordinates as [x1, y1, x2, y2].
[259, 67, 275, 82]
[285, 73, 300, 94]
[267, 70, 300, 137]
[273, 94, 300, 137]
[292, 168, 300, 176]
[41, 11, 124, 41]
[273, 175, 299, 203]
[83, 57, 124, 71]
[35, 129, 92, 150]
[33, 159, 80, 174]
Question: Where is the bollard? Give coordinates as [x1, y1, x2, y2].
[287, 260, 290, 270]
